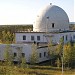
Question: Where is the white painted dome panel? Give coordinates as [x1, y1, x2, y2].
[33, 5, 69, 32]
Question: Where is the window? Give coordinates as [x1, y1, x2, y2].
[70, 36, 72, 41]
[62, 36, 64, 40]
[14, 53, 17, 57]
[73, 35, 75, 39]
[66, 35, 68, 41]
[37, 36, 40, 41]
[39, 53, 41, 58]
[22, 53, 25, 57]
[52, 23, 54, 28]
[44, 52, 46, 57]
[31, 36, 34, 40]
[23, 35, 26, 40]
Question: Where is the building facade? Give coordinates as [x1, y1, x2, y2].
[0, 4, 75, 63]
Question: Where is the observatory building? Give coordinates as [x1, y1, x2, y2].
[0, 4, 75, 63]
[33, 4, 69, 32]
[15, 4, 75, 44]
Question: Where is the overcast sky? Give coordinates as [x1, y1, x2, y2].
[0, 0, 74, 25]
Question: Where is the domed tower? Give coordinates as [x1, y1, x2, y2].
[33, 4, 69, 32]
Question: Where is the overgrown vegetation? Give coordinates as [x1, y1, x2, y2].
[0, 40, 74, 75]
[29, 43, 39, 64]
[0, 62, 75, 75]
[0, 25, 33, 43]
[48, 38, 75, 69]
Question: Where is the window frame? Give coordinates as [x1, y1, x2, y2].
[14, 53, 17, 57]
[73, 35, 75, 39]
[39, 53, 41, 58]
[22, 53, 25, 57]
[52, 23, 55, 28]
[31, 35, 34, 41]
[23, 35, 26, 40]
[66, 35, 68, 41]
[37, 36, 40, 41]
[44, 52, 46, 57]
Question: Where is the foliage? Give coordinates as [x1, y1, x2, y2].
[21, 57, 27, 68]
[0, 65, 75, 75]
[17, 47, 22, 62]
[48, 40, 55, 59]
[16, 46, 27, 68]
[29, 43, 39, 64]
[1, 31, 14, 44]
[0, 25, 33, 44]
[4, 44, 14, 66]
[55, 58, 61, 68]
[63, 42, 75, 68]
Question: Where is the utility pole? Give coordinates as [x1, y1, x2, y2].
[45, 16, 49, 43]
[61, 39, 64, 75]
[62, 53, 64, 75]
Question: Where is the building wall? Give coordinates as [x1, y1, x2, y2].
[1, 32, 75, 63]
[0, 44, 49, 63]
[15, 33, 47, 43]
[15, 32, 75, 44]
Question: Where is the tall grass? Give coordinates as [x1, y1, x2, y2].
[0, 65, 75, 75]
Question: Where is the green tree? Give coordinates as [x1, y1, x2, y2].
[63, 43, 75, 68]
[55, 38, 64, 67]
[17, 47, 23, 66]
[4, 44, 14, 66]
[48, 40, 55, 58]
[21, 57, 27, 68]
[71, 43, 75, 68]
[47, 40, 56, 65]
[1, 31, 6, 43]
[30, 43, 39, 64]
[1, 31, 14, 44]
[55, 58, 61, 68]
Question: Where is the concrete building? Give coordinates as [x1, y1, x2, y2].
[0, 44, 49, 63]
[0, 4, 75, 63]
[15, 4, 75, 44]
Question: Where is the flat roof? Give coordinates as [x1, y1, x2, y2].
[15, 30, 75, 33]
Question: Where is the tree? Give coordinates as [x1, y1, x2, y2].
[63, 42, 75, 68]
[55, 38, 64, 67]
[16, 47, 22, 66]
[21, 57, 27, 68]
[47, 40, 56, 65]
[1, 31, 6, 43]
[16, 46, 27, 68]
[55, 58, 61, 68]
[1, 31, 14, 44]
[29, 43, 39, 64]
[4, 44, 14, 66]
[71, 43, 75, 68]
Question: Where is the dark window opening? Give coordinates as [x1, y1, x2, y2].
[31, 36, 34, 40]
[66, 35, 68, 41]
[52, 23, 54, 28]
[44, 52, 46, 57]
[23, 35, 26, 40]
[62, 36, 64, 40]
[37, 36, 40, 41]
[14, 53, 17, 57]
[22, 53, 25, 57]
[39, 53, 41, 58]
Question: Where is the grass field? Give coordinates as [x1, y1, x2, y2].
[0, 65, 75, 75]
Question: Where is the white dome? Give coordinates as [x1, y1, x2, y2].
[33, 5, 69, 32]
